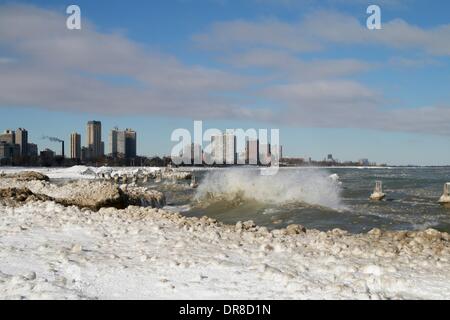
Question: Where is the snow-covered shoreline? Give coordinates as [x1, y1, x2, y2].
[1, 167, 450, 299]
[1, 199, 450, 299]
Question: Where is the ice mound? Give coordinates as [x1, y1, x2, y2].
[0, 171, 49, 181]
[0, 179, 165, 211]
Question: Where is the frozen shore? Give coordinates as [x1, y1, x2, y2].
[1, 167, 450, 299]
[1, 198, 450, 299]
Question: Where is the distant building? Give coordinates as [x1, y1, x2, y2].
[27, 143, 38, 157]
[100, 141, 105, 157]
[70, 132, 81, 160]
[109, 127, 119, 156]
[210, 133, 237, 165]
[0, 141, 19, 160]
[125, 129, 137, 158]
[192, 143, 203, 164]
[109, 128, 137, 159]
[40, 148, 55, 166]
[15, 128, 28, 157]
[224, 133, 237, 165]
[211, 134, 224, 164]
[259, 143, 271, 165]
[86, 121, 102, 159]
[116, 130, 126, 156]
[359, 158, 370, 166]
[0, 129, 15, 144]
[270, 144, 282, 163]
[81, 146, 89, 162]
[182, 143, 193, 164]
[246, 139, 259, 165]
[181, 143, 203, 165]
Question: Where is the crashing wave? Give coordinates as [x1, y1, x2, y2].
[194, 168, 343, 210]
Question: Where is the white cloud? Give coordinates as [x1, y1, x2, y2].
[1, 4, 450, 137]
[0, 4, 253, 119]
[194, 11, 450, 56]
[223, 49, 373, 80]
[192, 19, 320, 53]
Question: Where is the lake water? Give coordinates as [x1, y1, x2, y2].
[159, 167, 450, 234]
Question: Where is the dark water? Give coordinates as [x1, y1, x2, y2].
[156, 167, 450, 234]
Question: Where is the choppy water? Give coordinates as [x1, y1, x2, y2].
[157, 167, 450, 234]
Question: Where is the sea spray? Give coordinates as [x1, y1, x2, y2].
[194, 168, 343, 210]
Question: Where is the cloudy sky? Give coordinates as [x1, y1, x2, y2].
[0, 0, 449, 165]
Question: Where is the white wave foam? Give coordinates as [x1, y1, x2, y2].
[194, 168, 343, 210]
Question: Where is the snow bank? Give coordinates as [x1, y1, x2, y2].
[1, 200, 449, 299]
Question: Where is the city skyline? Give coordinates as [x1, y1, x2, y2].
[1, 1, 450, 165]
[0, 120, 391, 167]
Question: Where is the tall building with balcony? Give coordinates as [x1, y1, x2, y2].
[86, 121, 103, 159]
[70, 132, 81, 160]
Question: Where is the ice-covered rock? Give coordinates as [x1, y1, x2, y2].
[0, 180, 166, 211]
[0, 187, 52, 206]
[0, 171, 49, 181]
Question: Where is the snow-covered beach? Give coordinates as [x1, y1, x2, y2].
[1, 167, 450, 299]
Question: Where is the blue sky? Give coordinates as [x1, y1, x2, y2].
[0, 0, 449, 165]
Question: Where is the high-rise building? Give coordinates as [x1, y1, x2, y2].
[125, 129, 137, 158]
[70, 132, 81, 160]
[116, 130, 126, 156]
[15, 128, 28, 157]
[0, 129, 15, 144]
[109, 128, 119, 156]
[246, 139, 259, 165]
[86, 121, 102, 159]
[182, 143, 202, 165]
[211, 134, 224, 164]
[211, 133, 237, 165]
[224, 133, 237, 165]
[109, 128, 137, 159]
